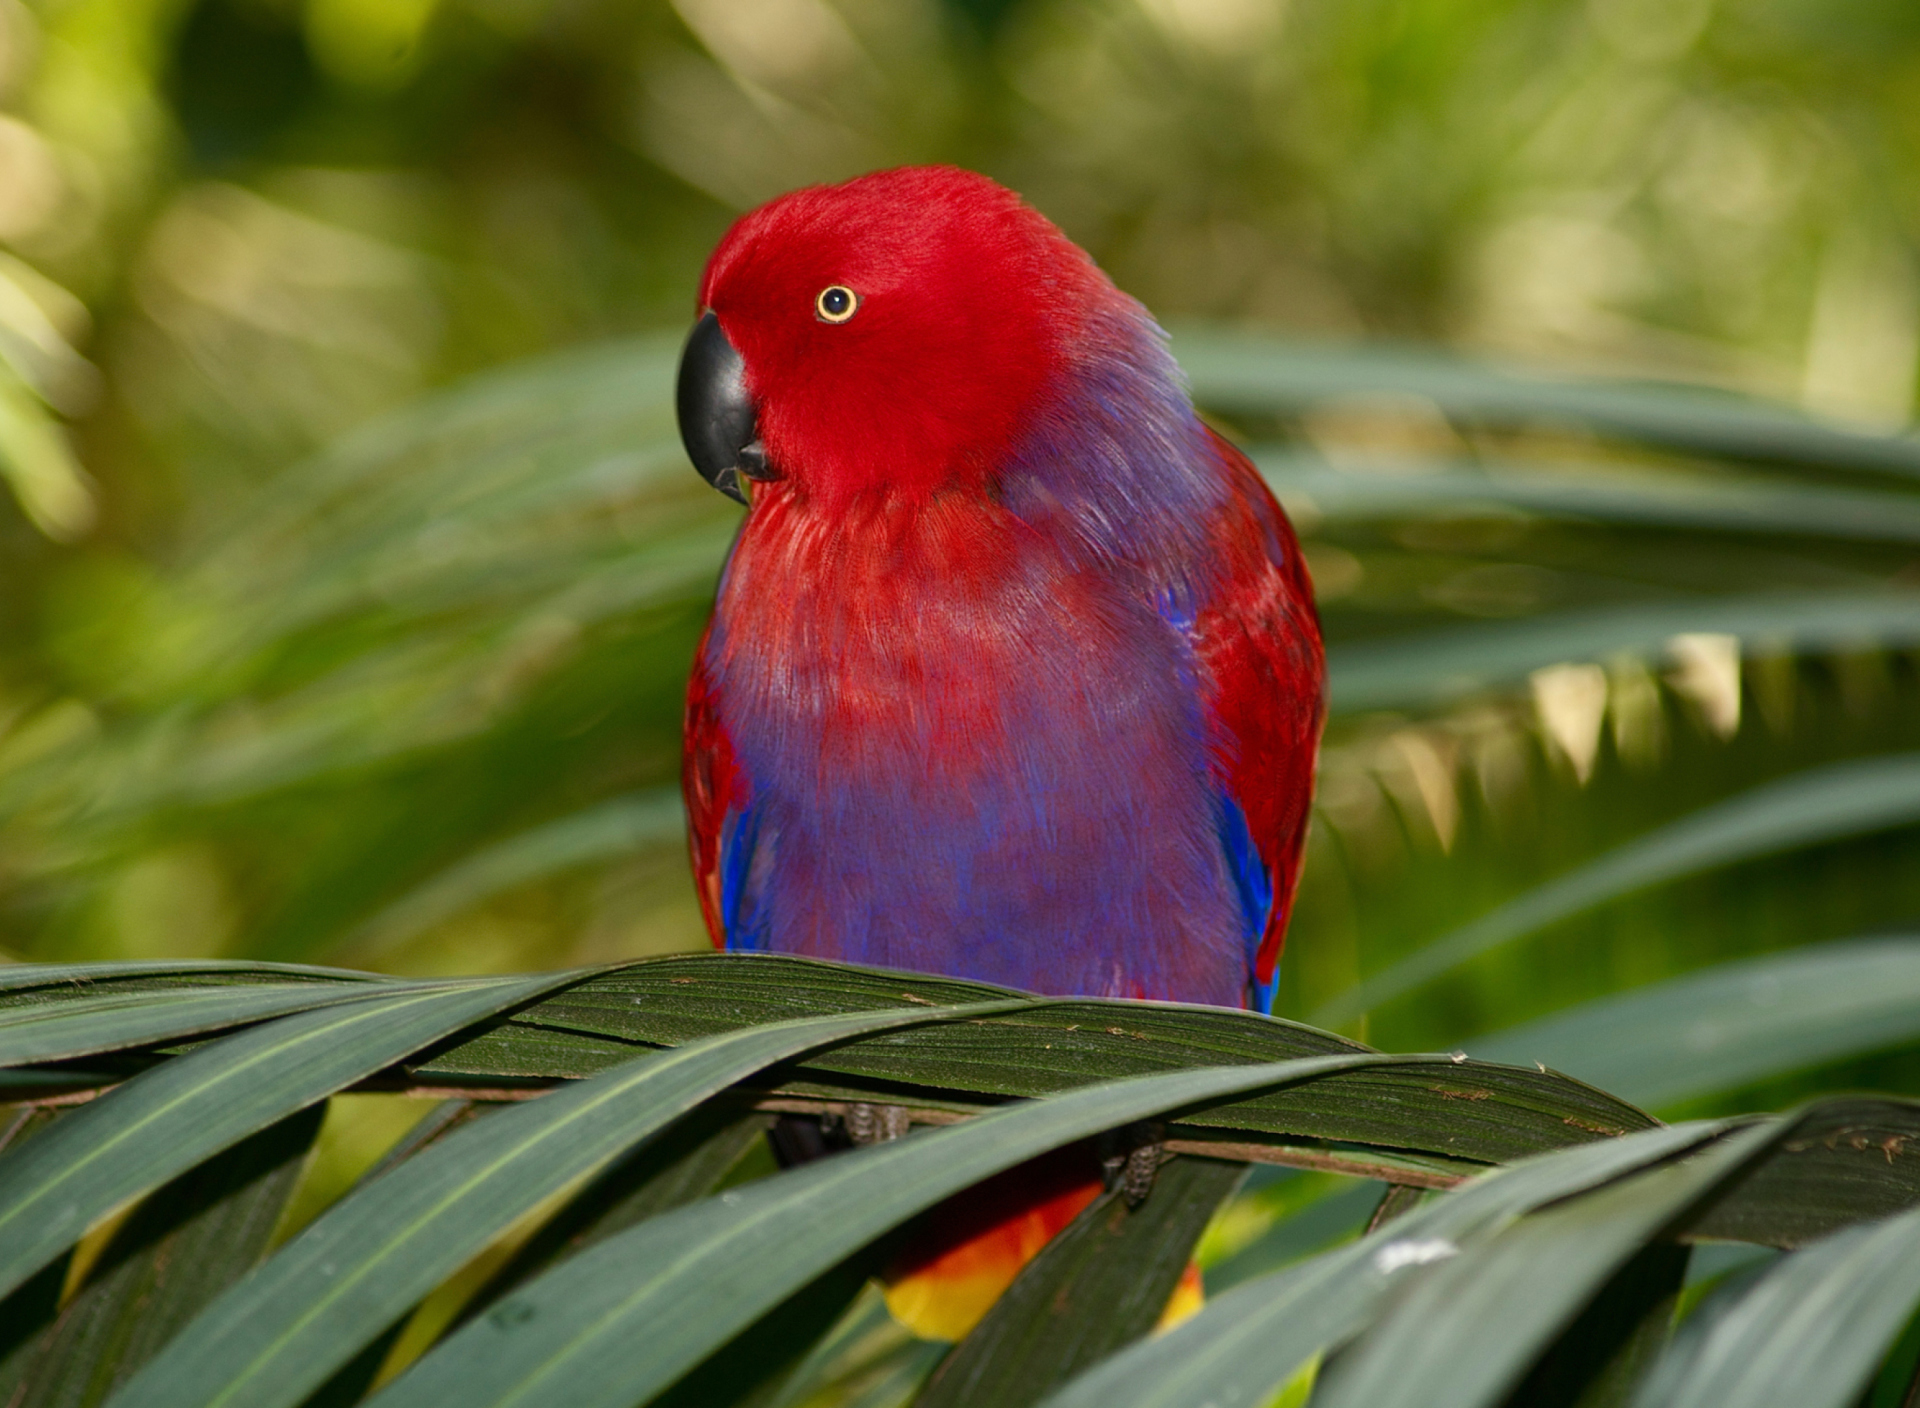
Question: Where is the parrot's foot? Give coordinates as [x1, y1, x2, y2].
[768, 1114, 834, 1167]
[1121, 1144, 1162, 1205]
[846, 1102, 911, 1145]
[1100, 1122, 1166, 1205]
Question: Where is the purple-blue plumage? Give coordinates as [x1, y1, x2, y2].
[699, 299, 1257, 1008]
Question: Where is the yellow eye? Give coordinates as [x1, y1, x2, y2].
[815, 285, 858, 323]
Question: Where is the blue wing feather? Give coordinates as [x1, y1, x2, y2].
[1216, 791, 1277, 1012]
[719, 804, 772, 951]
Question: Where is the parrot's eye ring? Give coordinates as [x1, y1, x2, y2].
[815, 286, 858, 323]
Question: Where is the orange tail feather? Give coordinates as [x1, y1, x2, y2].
[880, 1147, 1205, 1340]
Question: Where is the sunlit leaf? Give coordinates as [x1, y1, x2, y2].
[1327, 591, 1920, 713]
[1258, 456, 1920, 543]
[0, 369, 93, 540]
[1468, 937, 1920, 1109]
[1317, 753, 1920, 1026]
[1173, 330, 1920, 482]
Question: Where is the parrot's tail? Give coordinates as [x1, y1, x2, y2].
[878, 1144, 1205, 1342]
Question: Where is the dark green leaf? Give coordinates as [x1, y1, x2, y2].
[756, 1286, 947, 1408]
[431, 954, 1654, 1168]
[0, 964, 383, 998]
[1687, 1098, 1920, 1247]
[1497, 1241, 1686, 1408]
[649, 1256, 879, 1408]
[0, 1110, 71, 1404]
[9, 1105, 325, 1408]
[1035, 1121, 1734, 1408]
[0, 974, 575, 1302]
[458, 1106, 773, 1323]
[363, 1052, 1474, 1408]
[104, 1001, 1030, 1408]
[281, 1097, 502, 1408]
[351, 1100, 488, 1188]
[916, 1157, 1245, 1408]
[0, 982, 421, 1068]
[1311, 1122, 1780, 1408]
[1366, 1183, 1428, 1233]
[1204, 1177, 1384, 1293]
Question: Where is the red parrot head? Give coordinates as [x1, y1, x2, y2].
[676, 166, 1111, 508]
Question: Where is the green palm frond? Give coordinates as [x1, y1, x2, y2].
[2, 328, 1917, 1405]
[3, 959, 1916, 1407]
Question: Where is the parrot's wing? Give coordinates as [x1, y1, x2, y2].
[1192, 429, 1326, 1012]
[683, 638, 740, 949]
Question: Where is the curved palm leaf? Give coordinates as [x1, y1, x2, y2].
[1258, 456, 1920, 543]
[1316, 753, 1920, 1026]
[0, 960, 1915, 1408]
[1308, 1125, 1776, 1408]
[364, 1051, 1418, 1408]
[1634, 1205, 1920, 1408]
[0, 980, 431, 1068]
[1172, 329, 1920, 481]
[334, 789, 685, 959]
[1327, 590, 1920, 713]
[1034, 1121, 1735, 1408]
[0, 973, 576, 1301]
[107, 1001, 1031, 1408]
[1045, 1096, 1920, 1408]
[1467, 936, 1920, 1109]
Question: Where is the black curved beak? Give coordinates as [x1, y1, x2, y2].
[676, 311, 771, 505]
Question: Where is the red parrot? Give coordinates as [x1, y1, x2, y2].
[676, 166, 1323, 1339]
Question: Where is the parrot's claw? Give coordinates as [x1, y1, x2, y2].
[1101, 1122, 1166, 1205]
[846, 1102, 911, 1145]
[1122, 1143, 1163, 1206]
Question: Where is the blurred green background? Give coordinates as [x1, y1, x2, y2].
[1, 0, 1918, 1119]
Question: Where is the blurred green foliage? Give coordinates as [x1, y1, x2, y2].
[0, 0, 1917, 1119]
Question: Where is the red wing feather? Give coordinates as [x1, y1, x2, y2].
[682, 630, 741, 949]
[1193, 430, 1326, 989]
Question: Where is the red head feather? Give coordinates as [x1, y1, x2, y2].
[697, 166, 1113, 507]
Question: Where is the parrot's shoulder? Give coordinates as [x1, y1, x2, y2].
[1186, 429, 1326, 1005]
[1000, 306, 1232, 585]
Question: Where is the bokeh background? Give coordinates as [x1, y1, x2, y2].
[2, 0, 1919, 1121]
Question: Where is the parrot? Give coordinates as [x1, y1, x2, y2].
[674, 165, 1324, 1340]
